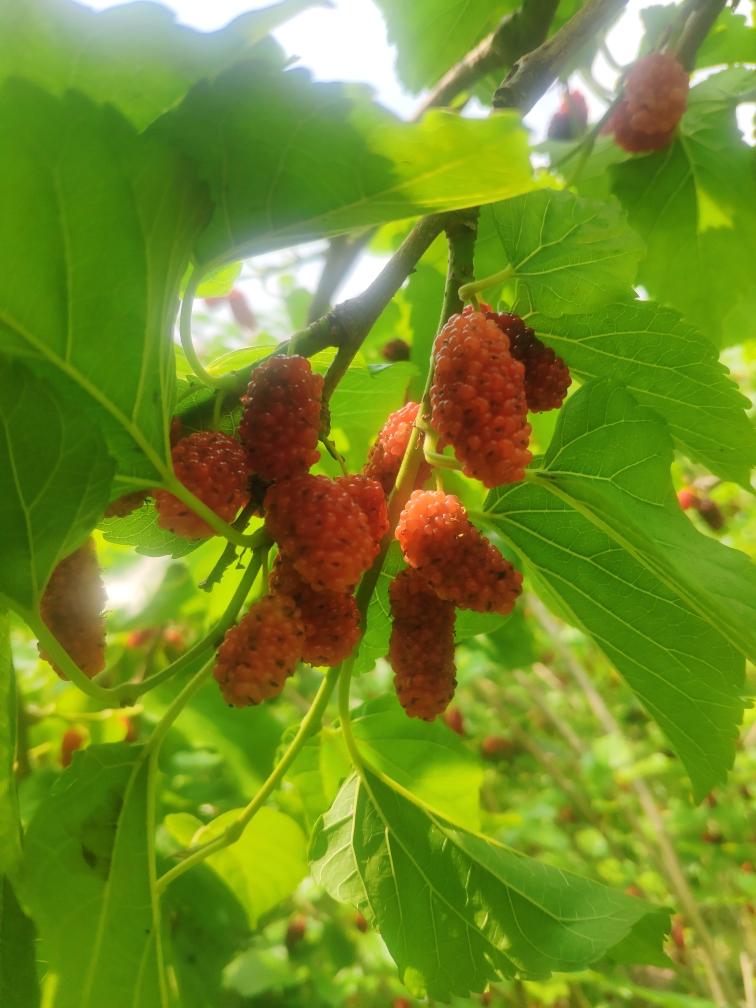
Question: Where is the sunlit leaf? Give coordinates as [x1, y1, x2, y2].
[155, 61, 533, 263]
[311, 769, 668, 998]
[485, 380, 748, 798]
[528, 300, 756, 486]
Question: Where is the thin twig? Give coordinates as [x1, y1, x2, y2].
[674, 0, 727, 69]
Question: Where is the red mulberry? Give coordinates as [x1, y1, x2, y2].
[39, 538, 106, 679]
[389, 568, 456, 720]
[430, 311, 531, 487]
[264, 475, 378, 593]
[240, 355, 323, 482]
[547, 89, 589, 140]
[489, 312, 571, 412]
[337, 475, 389, 544]
[610, 53, 688, 153]
[155, 431, 251, 539]
[213, 594, 304, 706]
[396, 490, 522, 615]
[363, 402, 430, 495]
[271, 557, 361, 666]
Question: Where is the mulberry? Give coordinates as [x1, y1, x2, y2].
[396, 490, 522, 614]
[264, 474, 378, 593]
[240, 355, 323, 482]
[39, 538, 106, 679]
[489, 312, 571, 412]
[104, 490, 148, 518]
[213, 595, 304, 706]
[363, 402, 430, 495]
[389, 568, 456, 720]
[337, 475, 389, 544]
[155, 431, 251, 540]
[271, 557, 361, 666]
[381, 338, 410, 362]
[547, 89, 588, 140]
[430, 311, 531, 487]
[610, 53, 688, 153]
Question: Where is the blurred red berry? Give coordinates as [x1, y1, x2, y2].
[61, 727, 86, 768]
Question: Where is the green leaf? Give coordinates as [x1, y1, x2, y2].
[610, 71, 756, 347]
[0, 877, 40, 1008]
[476, 189, 644, 316]
[528, 300, 756, 486]
[373, 0, 514, 93]
[0, 80, 208, 483]
[695, 9, 756, 68]
[327, 362, 417, 474]
[485, 381, 748, 798]
[164, 807, 307, 927]
[351, 696, 483, 830]
[155, 61, 533, 263]
[0, 612, 20, 876]
[101, 501, 199, 560]
[0, 361, 114, 614]
[19, 744, 166, 1008]
[0, 0, 314, 129]
[311, 769, 668, 998]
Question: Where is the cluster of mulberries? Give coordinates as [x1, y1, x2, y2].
[430, 310, 532, 487]
[39, 538, 107, 679]
[609, 53, 688, 153]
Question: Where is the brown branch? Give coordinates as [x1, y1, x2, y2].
[493, 0, 628, 111]
[673, 0, 727, 69]
[416, 0, 560, 116]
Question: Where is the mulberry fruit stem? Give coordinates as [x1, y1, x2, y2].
[458, 264, 515, 303]
[163, 474, 267, 549]
[156, 660, 342, 894]
[179, 269, 235, 391]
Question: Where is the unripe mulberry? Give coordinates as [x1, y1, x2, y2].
[430, 311, 531, 487]
[213, 595, 304, 706]
[336, 475, 389, 543]
[489, 312, 571, 412]
[610, 53, 688, 153]
[396, 490, 522, 614]
[363, 402, 430, 495]
[39, 538, 106, 679]
[389, 568, 456, 720]
[240, 355, 323, 481]
[155, 431, 251, 539]
[104, 490, 147, 518]
[264, 475, 378, 592]
[271, 557, 361, 667]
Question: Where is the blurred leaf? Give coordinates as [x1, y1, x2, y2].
[530, 300, 756, 486]
[311, 769, 669, 998]
[0, 612, 21, 875]
[351, 696, 483, 829]
[0, 877, 39, 1008]
[353, 542, 404, 676]
[20, 744, 165, 1008]
[0, 361, 114, 614]
[610, 70, 756, 347]
[485, 381, 748, 798]
[0, 0, 313, 129]
[183, 261, 243, 298]
[165, 807, 307, 927]
[0, 81, 208, 484]
[695, 8, 756, 68]
[477, 190, 643, 316]
[224, 945, 303, 998]
[373, 0, 515, 93]
[155, 61, 533, 263]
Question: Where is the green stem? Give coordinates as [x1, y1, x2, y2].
[338, 658, 362, 768]
[458, 264, 515, 302]
[163, 477, 266, 548]
[179, 270, 229, 391]
[156, 661, 341, 893]
[27, 619, 112, 704]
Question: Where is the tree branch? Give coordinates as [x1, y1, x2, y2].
[493, 0, 628, 111]
[673, 0, 727, 70]
[416, 0, 560, 115]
